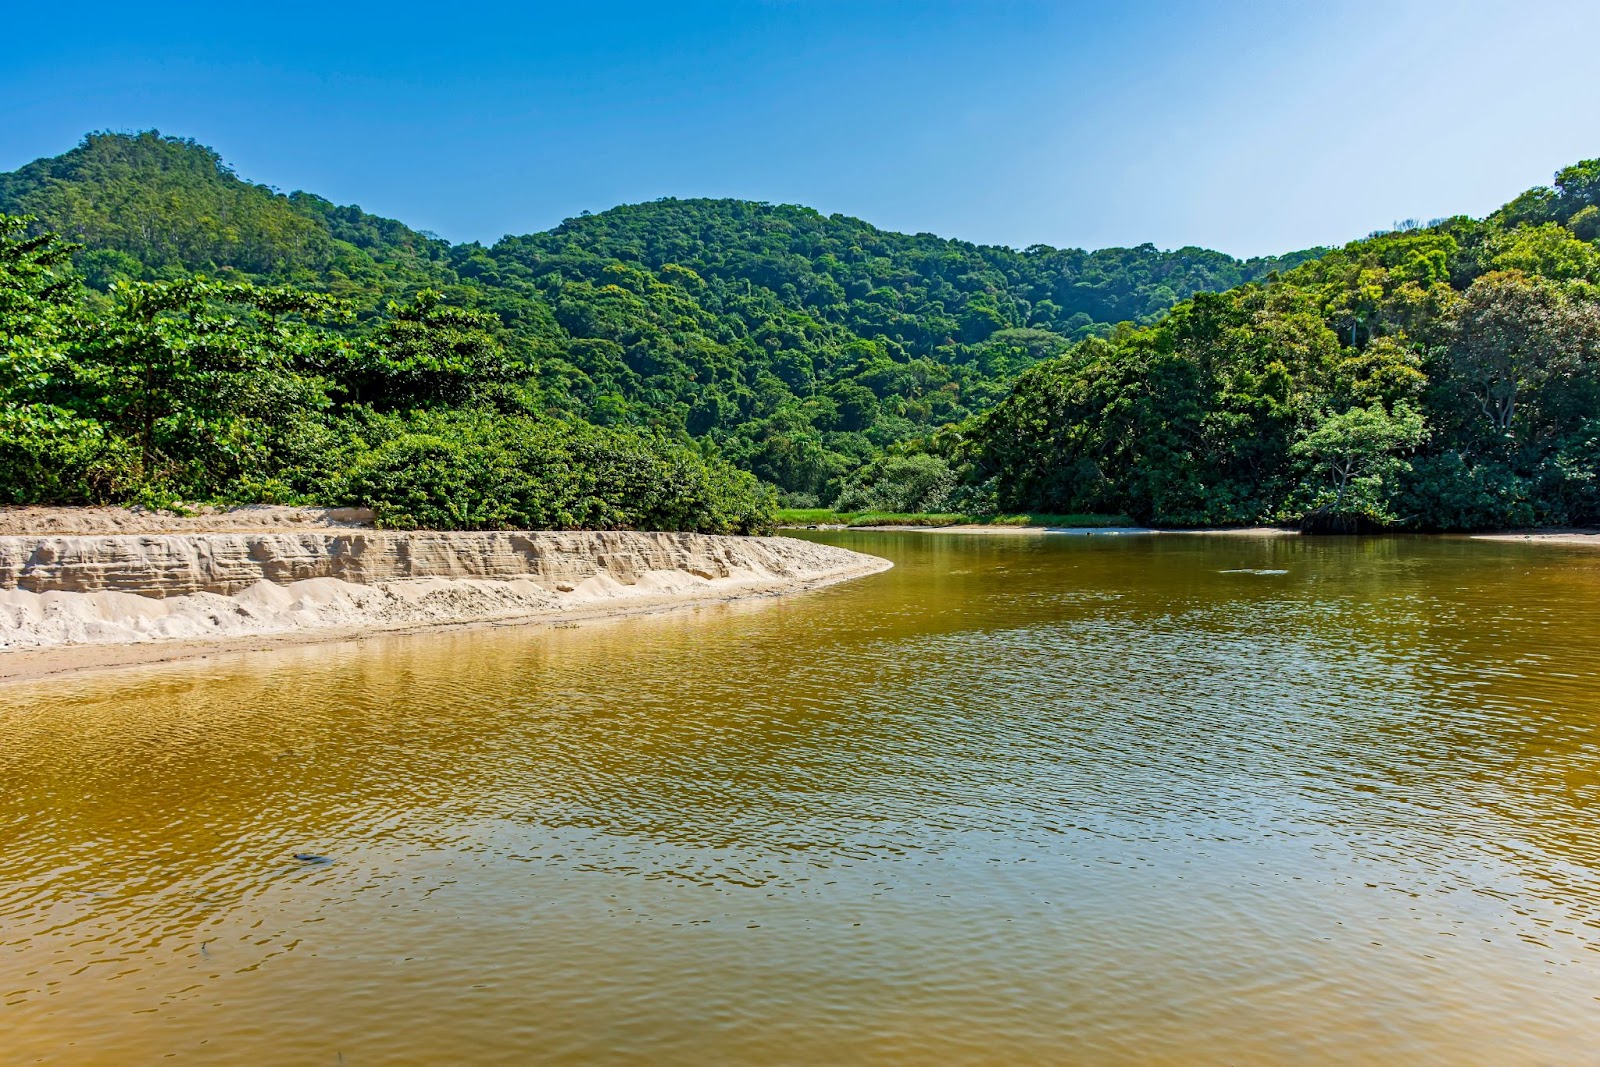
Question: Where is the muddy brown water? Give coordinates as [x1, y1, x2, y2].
[2, 531, 1599, 1064]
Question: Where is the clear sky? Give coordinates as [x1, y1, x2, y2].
[5, 1, 1599, 257]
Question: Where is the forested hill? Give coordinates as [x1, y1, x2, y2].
[496, 198, 1316, 339]
[0, 132, 449, 298]
[0, 131, 1318, 501]
[7, 130, 1598, 533]
[967, 158, 1600, 531]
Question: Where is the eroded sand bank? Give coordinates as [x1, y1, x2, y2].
[0, 528, 889, 680]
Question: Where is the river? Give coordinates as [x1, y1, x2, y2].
[2, 531, 1598, 1064]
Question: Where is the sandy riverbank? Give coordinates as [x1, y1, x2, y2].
[1466, 529, 1600, 546]
[0, 521, 889, 682]
[815, 523, 1296, 537]
[807, 523, 1600, 544]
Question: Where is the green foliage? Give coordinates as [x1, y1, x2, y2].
[0, 217, 137, 503]
[64, 278, 341, 493]
[1289, 403, 1428, 528]
[0, 210, 772, 531]
[0, 214, 77, 392]
[0, 132, 1322, 499]
[1444, 271, 1600, 443]
[338, 289, 513, 408]
[0, 132, 332, 276]
[1397, 453, 1534, 530]
[0, 407, 138, 505]
[7, 131, 1600, 533]
[972, 158, 1600, 530]
[334, 410, 773, 534]
[834, 453, 958, 513]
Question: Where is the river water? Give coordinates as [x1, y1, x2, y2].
[2, 531, 1599, 1064]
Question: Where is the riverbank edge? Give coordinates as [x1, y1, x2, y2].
[0, 534, 891, 684]
[789, 523, 1600, 545]
[0, 561, 889, 685]
[790, 523, 1294, 536]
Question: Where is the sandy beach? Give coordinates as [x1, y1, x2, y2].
[828, 523, 1297, 536]
[0, 508, 889, 682]
[1466, 529, 1600, 546]
[808, 522, 1600, 544]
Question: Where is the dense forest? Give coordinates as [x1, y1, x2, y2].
[0, 132, 1314, 520]
[965, 161, 1600, 529]
[3, 130, 1597, 531]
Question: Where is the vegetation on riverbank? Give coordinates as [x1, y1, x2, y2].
[3, 130, 1598, 533]
[0, 132, 1315, 526]
[962, 162, 1600, 530]
[775, 509, 1133, 529]
[0, 215, 773, 532]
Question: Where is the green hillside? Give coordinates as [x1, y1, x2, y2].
[968, 160, 1600, 529]
[0, 132, 447, 301]
[0, 131, 1317, 504]
[9, 130, 1594, 532]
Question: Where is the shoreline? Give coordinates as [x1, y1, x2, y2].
[793, 523, 1600, 545]
[1465, 529, 1600, 546]
[798, 524, 1297, 537]
[0, 559, 886, 685]
[0, 528, 890, 683]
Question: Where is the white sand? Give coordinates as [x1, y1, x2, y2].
[0, 529, 889, 680]
[1468, 529, 1600, 546]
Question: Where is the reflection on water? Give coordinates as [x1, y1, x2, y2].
[2, 532, 1599, 1064]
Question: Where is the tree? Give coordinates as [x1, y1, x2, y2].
[343, 289, 510, 408]
[68, 279, 337, 484]
[1554, 158, 1600, 219]
[834, 453, 957, 512]
[0, 213, 77, 373]
[1291, 403, 1427, 529]
[1487, 223, 1600, 282]
[1446, 272, 1600, 444]
[0, 215, 134, 503]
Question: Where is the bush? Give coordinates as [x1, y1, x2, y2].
[1534, 420, 1600, 525]
[0, 409, 139, 504]
[343, 433, 510, 529]
[777, 490, 819, 509]
[334, 410, 774, 533]
[1397, 453, 1534, 530]
[833, 454, 957, 513]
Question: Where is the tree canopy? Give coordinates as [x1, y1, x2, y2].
[4, 130, 1599, 532]
[0, 131, 1319, 504]
[966, 171, 1600, 530]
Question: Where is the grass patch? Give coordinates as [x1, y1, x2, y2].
[775, 509, 1135, 529]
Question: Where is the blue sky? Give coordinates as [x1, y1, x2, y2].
[5, 1, 1598, 257]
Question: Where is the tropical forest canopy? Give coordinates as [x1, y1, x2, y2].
[2, 129, 1598, 531]
[967, 160, 1600, 530]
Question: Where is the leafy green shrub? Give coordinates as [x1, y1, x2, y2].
[334, 410, 774, 533]
[0, 408, 138, 504]
[833, 454, 957, 512]
[343, 433, 509, 529]
[1397, 453, 1534, 530]
[1536, 423, 1600, 525]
